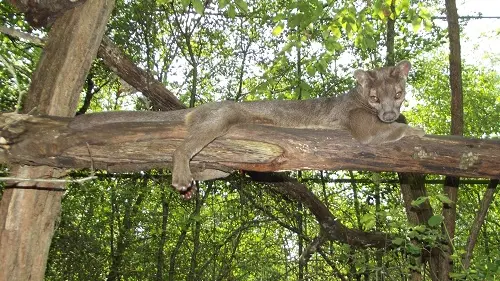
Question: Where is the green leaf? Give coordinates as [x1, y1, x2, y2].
[317, 54, 332, 72]
[363, 36, 377, 49]
[180, 0, 191, 9]
[411, 196, 428, 207]
[412, 17, 422, 33]
[328, 23, 341, 39]
[306, 65, 316, 76]
[413, 225, 426, 233]
[401, 0, 410, 11]
[273, 13, 285, 22]
[377, 9, 386, 20]
[272, 23, 284, 36]
[419, 6, 432, 20]
[235, 0, 248, 13]
[392, 237, 405, 246]
[436, 194, 454, 204]
[324, 36, 337, 52]
[423, 19, 433, 31]
[361, 213, 376, 231]
[281, 42, 294, 53]
[349, 22, 358, 32]
[218, 0, 229, 9]
[371, 173, 381, 184]
[296, 82, 310, 99]
[428, 215, 443, 227]
[227, 4, 236, 18]
[192, 0, 204, 14]
[449, 273, 468, 279]
[407, 244, 421, 255]
[288, 14, 302, 28]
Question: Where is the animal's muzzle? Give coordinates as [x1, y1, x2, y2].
[381, 111, 398, 122]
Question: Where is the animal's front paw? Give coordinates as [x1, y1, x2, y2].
[172, 171, 196, 200]
[407, 126, 425, 137]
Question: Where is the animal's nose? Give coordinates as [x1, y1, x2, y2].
[383, 112, 397, 122]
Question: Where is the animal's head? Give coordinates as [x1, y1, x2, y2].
[354, 61, 411, 123]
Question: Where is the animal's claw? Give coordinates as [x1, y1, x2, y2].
[180, 186, 197, 200]
[172, 177, 196, 200]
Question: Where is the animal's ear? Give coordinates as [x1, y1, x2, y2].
[393, 60, 411, 80]
[354, 69, 372, 87]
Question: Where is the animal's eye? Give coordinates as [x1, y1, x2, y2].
[395, 91, 403, 99]
[370, 95, 379, 103]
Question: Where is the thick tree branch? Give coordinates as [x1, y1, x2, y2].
[246, 172, 392, 249]
[0, 112, 499, 178]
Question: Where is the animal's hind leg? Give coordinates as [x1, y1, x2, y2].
[172, 103, 238, 199]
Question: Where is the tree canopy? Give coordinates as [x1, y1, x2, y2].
[0, 0, 499, 280]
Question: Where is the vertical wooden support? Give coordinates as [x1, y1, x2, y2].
[0, 0, 115, 279]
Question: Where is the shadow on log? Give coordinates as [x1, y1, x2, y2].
[0, 112, 499, 178]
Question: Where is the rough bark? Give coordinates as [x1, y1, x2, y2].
[7, 0, 87, 27]
[0, 166, 65, 281]
[24, 4, 112, 116]
[385, 0, 396, 67]
[0, 112, 499, 178]
[398, 173, 431, 281]
[442, 0, 463, 279]
[446, 1, 464, 136]
[0, 0, 114, 280]
[399, 173, 434, 226]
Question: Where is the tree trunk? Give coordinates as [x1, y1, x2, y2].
[441, 0, 464, 279]
[187, 192, 202, 281]
[0, 0, 114, 280]
[107, 181, 146, 281]
[155, 186, 171, 281]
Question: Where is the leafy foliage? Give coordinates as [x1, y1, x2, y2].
[0, 5, 41, 112]
[0, 0, 499, 280]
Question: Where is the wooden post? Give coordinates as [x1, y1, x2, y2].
[0, 0, 115, 279]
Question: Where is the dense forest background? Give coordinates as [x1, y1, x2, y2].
[1, 0, 499, 280]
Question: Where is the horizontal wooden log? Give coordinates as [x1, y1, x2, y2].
[0, 112, 499, 178]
